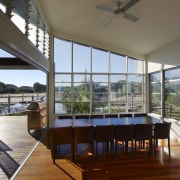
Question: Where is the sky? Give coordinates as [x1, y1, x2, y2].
[0, 49, 46, 87]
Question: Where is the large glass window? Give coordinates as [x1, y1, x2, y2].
[164, 68, 180, 120]
[54, 37, 145, 115]
[110, 53, 126, 73]
[128, 75, 144, 112]
[150, 72, 161, 115]
[54, 39, 72, 72]
[92, 48, 108, 73]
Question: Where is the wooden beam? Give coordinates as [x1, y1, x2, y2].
[0, 57, 37, 69]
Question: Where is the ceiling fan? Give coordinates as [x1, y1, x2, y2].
[96, 0, 140, 26]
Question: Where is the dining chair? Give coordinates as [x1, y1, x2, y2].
[153, 122, 171, 157]
[52, 127, 74, 163]
[95, 125, 115, 158]
[74, 126, 95, 160]
[134, 124, 153, 156]
[105, 114, 118, 118]
[115, 124, 134, 156]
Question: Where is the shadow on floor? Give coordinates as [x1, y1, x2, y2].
[0, 141, 19, 179]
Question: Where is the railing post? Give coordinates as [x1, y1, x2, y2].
[8, 94, 10, 113]
[22, 93, 24, 102]
[170, 105, 172, 118]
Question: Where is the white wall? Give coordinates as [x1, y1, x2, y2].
[147, 38, 180, 72]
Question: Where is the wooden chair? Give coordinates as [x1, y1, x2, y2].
[90, 114, 104, 119]
[52, 127, 74, 163]
[95, 125, 115, 158]
[134, 124, 153, 156]
[74, 126, 95, 160]
[153, 122, 171, 157]
[115, 124, 134, 156]
[105, 114, 118, 118]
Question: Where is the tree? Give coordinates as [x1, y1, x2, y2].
[0, 82, 6, 93]
[19, 86, 33, 93]
[33, 82, 46, 93]
[6, 84, 18, 93]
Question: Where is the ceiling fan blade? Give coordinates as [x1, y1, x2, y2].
[96, 5, 114, 14]
[123, 13, 139, 22]
[103, 14, 116, 27]
[121, 0, 140, 12]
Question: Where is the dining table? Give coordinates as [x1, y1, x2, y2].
[53, 116, 162, 128]
[52, 116, 163, 160]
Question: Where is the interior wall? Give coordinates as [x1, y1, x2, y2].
[147, 38, 180, 71]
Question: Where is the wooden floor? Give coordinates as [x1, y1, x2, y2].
[1, 116, 180, 180]
[15, 128, 180, 179]
[0, 116, 46, 180]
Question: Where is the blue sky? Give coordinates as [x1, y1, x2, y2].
[0, 49, 46, 87]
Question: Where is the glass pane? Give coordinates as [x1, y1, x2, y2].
[44, 31, 49, 58]
[128, 58, 144, 74]
[73, 43, 90, 72]
[55, 82, 72, 114]
[54, 38, 72, 72]
[110, 53, 126, 73]
[165, 68, 180, 81]
[165, 79, 180, 120]
[11, 0, 26, 34]
[92, 102, 108, 114]
[92, 48, 108, 73]
[128, 96, 143, 112]
[92, 75, 108, 83]
[38, 22, 44, 52]
[128, 75, 143, 94]
[110, 75, 126, 110]
[110, 103, 126, 113]
[28, 3, 38, 46]
[55, 74, 71, 83]
[136, 60, 144, 74]
[73, 102, 90, 114]
[150, 72, 161, 82]
[151, 94, 161, 114]
[74, 74, 90, 83]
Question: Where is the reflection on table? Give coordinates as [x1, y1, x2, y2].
[53, 116, 162, 128]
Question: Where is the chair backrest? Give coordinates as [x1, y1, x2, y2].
[115, 124, 134, 141]
[134, 124, 153, 140]
[154, 122, 171, 139]
[90, 114, 104, 119]
[74, 126, 94, 143]
[105, 114, 118, 118]
[95, 125, 114, 142]
[53, 127, 74, 145]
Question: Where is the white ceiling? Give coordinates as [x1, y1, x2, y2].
[35, 0, 180, 59]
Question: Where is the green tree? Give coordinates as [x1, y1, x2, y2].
[18, 86, 33, 93]
[6, 84, 18, 93]
[33, 82, 46, 93]
[0, 82, 6, 93]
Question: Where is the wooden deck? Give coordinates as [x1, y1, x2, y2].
[1, 116, 180, 179]
[0, 116, 46, 180]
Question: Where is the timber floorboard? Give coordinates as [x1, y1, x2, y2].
[15, 130, 180, 180]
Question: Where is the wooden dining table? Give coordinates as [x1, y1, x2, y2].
[52, 116, 163, 160]
[53, 116, 162, 128]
